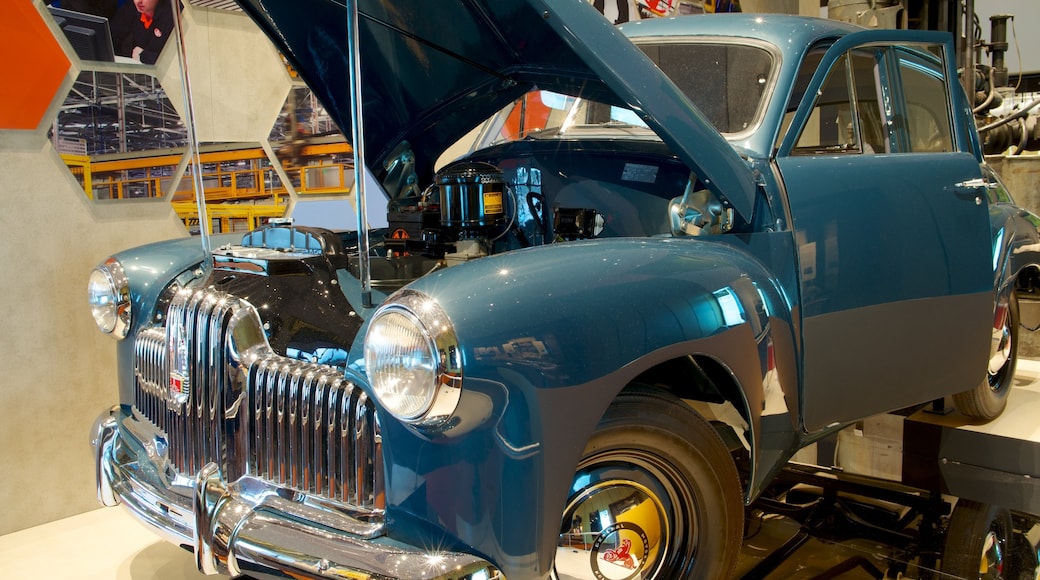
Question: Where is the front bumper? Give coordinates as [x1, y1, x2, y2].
[92, 406, 501, 579]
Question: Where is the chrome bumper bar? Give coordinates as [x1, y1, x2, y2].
[92, 407, 501, 579]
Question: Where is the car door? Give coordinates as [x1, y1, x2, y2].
[774, 34, 994, 432]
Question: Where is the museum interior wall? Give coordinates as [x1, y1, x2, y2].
[0, 1, 297, 535]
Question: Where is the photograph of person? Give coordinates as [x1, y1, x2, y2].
[111, 0, 176, 65]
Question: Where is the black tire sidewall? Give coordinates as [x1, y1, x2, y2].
[941, 499, 1014, 579]
[572, 389, 744, 579]
[954, 290, 1019, 420]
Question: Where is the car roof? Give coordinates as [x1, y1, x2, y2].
[620, 13, 863, 48]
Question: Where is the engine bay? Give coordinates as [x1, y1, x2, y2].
[368, 138, 739, 287]
[217, 137, 741, 292]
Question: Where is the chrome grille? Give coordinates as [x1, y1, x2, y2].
[132, 288, 383, 511]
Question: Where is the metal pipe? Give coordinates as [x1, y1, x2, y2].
[171, 0, 212, 254]
[1013, 116, 1027, 155]
[346, 0, 372, 308]
[989, 14, 1012, 89]
[973, 67, 996, 114]
[978, 95, 1040, 132]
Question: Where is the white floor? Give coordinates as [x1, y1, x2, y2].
[0, 507, 209, 580]
[909, 357, 1040, 442]
[3, 361, 1039, 579]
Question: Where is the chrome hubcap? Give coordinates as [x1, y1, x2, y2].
[980, 530, 1005, 578]
[988, 307, 1012, 381]
[556, 480, 669, 580]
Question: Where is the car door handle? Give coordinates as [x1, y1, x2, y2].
[952, 178, 998, 190]
[950, 178, 996, 204]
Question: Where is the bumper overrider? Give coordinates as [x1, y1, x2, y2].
[89, 285, 500, 579]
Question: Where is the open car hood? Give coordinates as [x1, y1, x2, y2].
[236, 0, 757, 219]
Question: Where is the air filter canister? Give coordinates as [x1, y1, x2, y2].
[436, 161, 505, 232]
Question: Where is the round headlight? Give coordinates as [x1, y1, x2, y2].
[364, 290, 462, 424]
[88, 258, 131, 340]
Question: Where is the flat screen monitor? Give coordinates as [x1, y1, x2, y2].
[48, 6, 115, 62]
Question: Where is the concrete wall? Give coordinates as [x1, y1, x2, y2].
[0, 134, 186, 536]
[0, 2, 288, 535]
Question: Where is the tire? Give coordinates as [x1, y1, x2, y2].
[954, 290, 1019, 421]
[553, 386, 743, 580]
[941, 499, 1013, 579]
[1009, 529, 1040, 580]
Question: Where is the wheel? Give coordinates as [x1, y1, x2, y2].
[954, 290, 1019, 421]
[553, 386, 743, 580]
[941, 499, 1013, 579]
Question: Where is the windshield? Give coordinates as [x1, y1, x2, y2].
[459, 40, 775, 154]
[638, 41, 775, 135]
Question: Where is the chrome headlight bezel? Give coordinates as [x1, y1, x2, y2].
[88, 257, 131, 340]
[363, 289, 462, 426]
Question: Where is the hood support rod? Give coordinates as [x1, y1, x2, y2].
[171, 0, 211, 260]
[347, 0, 372, 308]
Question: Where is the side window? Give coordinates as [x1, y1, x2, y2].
[896, 48, 954, 153]
[792, 50, 887, 155]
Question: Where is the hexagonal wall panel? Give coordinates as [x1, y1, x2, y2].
[54, 70, 187, 200]
[159, 4, 292, 143]
[0, 3, 69, 130]
[172, 141, 289, 234]
[268, 86, 353, 198]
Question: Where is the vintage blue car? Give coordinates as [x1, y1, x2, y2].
[89, 1, 1040, 578]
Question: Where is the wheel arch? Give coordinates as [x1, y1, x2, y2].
[610, 332, 801, 505]
[629, 353, 756, 488]
[991, 203, 1040, 329]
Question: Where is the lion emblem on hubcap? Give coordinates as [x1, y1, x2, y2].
[590, 522, 650, 580]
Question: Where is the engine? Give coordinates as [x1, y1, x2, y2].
[384, 161, 510, 266]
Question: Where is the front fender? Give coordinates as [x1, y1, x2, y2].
[376, 238, 798, 578]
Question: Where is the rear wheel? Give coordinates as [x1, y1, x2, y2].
[954, 290, 1019, 421]
[554, 387, 743, 579]
[941, 499, 1013, 579]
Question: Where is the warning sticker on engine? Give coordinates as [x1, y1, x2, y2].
[621, 163, 658, 184]
[483, 191, 503, 215]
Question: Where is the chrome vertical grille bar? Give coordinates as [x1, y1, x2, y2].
[300, 370, 313, 492]
[184, 293, 202, 475]
[312, 374, 326, 496]
[287, 368, 299, 489]
[343, 381, 358, 502]
[204, 296, 229, 471]
[354, 391, 372, 507]
[131, 287, 383, 512]
[276, 363, 289, 485]
[252, 358, 269, 480]
[264, 364, 279, 480]
[325, 380, 341, 499]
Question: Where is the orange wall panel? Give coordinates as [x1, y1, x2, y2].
[0, 3, 70, 130]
